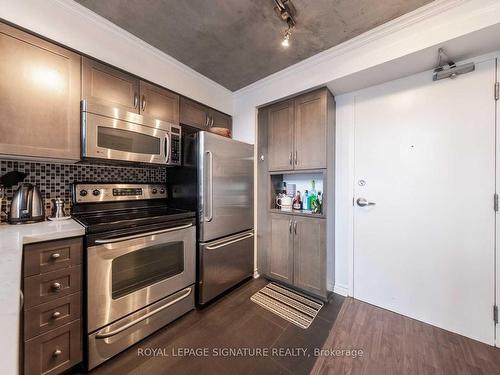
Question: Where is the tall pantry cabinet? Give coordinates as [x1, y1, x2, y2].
[257, 88, 335, 300]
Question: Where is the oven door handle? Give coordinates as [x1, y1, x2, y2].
[95, 287, 192, 339]
[205, 232, 254, 250]
[94, 223, 193, 244]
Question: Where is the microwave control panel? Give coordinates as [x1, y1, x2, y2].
[169, 125, 181, 165]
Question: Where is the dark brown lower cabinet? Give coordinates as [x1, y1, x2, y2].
[25, 320, 82, 375]
[268, 214, 327, 299]
[23, 237, 83, 375]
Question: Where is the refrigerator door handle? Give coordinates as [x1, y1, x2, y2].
[205, 150, 214, 222]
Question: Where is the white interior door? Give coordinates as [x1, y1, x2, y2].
[353, 58, 497, 345]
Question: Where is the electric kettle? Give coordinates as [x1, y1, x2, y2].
[9, 183, 45, 224]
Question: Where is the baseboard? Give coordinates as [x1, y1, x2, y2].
[330, 282, 348, 297]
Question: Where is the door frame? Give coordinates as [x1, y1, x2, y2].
[342, 51, 500, 344]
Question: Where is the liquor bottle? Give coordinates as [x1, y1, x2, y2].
[293, 191, 301, 210]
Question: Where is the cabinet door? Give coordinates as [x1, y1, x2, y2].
[268, 214, 294, 284]
[82, 57, 139, 113]
[293, 216, 326, 297]
[180, 97, 209, 129]
[0, 23, 81, 160]
[268, 100, 294, 171]
[294, 90, 327, 169]
[209, 109, 232, 130]
[139, 81, 179, 124]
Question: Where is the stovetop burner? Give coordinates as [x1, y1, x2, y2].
[71, 183, 195, 234]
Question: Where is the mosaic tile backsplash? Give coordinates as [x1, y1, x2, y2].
[0, 159, 166, 221]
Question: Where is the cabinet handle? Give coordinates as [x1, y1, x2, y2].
[52, 349, 62, 357]
[133, 93, 138, 109]
[205, 116, 210, 128]
[289, 219, 292, 234]
[289, 152, 293, 165]
[141, 95, 146, 111]
[20, 290, 24, 310]
[295, 151, 298, 165]
[294, 221, 297, 235]
[50, 253, 60, 260]
[51, 311, 61, 320]
[210, 116, 214, 127]
[51, 282, 62, 292]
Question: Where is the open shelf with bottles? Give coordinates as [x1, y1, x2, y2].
[269, 170, 327, 219]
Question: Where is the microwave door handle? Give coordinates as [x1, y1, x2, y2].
[205, 151, 213, 222]
[94, 223, 193, 244]
[165, 133, 171, 163]
[95, 287, 192, 339]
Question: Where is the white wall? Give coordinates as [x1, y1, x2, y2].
[0, 0, 233, 114]
[233, 0, 500, 294]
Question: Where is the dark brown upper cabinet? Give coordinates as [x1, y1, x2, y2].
[180, 97, 211, 129]
[180, 97, 232, 131]
[82, 57, 140, 113]
[294, 90, 327, 170]
[82, 57, 180, 124]
[139, 80, 179, 124]
[209, 108, 232, 130]
[0, 22, 81, 160]
[268, 100, 295, 171]
[268, 89, 328, 171]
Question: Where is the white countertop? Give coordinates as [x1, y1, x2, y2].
[0, 219, 85, 375]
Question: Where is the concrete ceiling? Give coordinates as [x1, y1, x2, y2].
[75, 0, 433, 91]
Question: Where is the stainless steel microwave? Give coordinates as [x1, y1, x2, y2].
[81, 100, 181, 166]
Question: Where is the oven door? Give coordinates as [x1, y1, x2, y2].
[87, 222, 195, 333]
[83, 112, 169, 164]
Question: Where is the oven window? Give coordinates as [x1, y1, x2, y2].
[97, 126, 161, 155]
[111, 242, 184, 299]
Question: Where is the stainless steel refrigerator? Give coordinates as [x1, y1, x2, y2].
[167, 130, 254, 305]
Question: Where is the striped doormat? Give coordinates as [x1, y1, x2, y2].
[251, 282, 323, 329]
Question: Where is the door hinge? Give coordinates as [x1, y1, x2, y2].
[495, 82, 499, 101]
[495, 193, 499, 212]
[494, 305, 498, 324]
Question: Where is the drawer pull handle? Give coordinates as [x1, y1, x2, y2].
[51, 311, 61, 320]
[50, 253, 60, 260]
[51, 282, 62, 292]
[52, 349, 62, 357]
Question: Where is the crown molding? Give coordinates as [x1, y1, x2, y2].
[53, 0, 231, 95]
[233, 0, 467, 97]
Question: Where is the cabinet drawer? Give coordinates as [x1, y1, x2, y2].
[25, 320, 82, 375]
[24, 267, 81, 309]
[24, 293, 81, 340]
[24, 237, 82, 277]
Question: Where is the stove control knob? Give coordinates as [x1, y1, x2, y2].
[152, 188, 158, 194]
[92, 189, 101, 196]
[160, 188, 165, 194]
[79, 190, 88, 197]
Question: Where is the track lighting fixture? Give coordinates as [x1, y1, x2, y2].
[274, 0, 296, 48]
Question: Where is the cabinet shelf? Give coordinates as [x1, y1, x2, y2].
[268, 208, 325, 219]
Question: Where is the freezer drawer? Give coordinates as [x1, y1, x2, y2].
[198, 230, 254, 305]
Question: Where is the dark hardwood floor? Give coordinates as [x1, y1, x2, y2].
[312, 297, 500, 375]
[78, 278, 344, 375]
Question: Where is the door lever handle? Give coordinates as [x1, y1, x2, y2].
[356, 198, 376, 207]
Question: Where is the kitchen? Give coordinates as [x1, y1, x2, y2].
[2, 1, 500, 375]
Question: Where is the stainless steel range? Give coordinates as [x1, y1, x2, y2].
[71, 183, 196, 370]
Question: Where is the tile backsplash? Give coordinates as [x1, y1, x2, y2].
[0, 159, 166, 221]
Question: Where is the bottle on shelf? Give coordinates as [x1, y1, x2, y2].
[293, 191, 301, 210]
[302, 190, 309, 210]
[312, 191, 323, 214]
